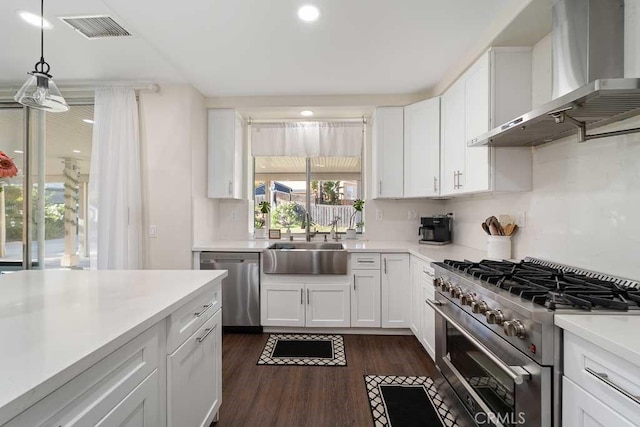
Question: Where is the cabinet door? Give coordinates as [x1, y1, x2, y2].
[351, 270, 381, 328]
[261, 284, 305, 327]
[208, 109, 243, 199]
[463, 52, 491, 193]
[372, 107, 404, 198]
[381, 253, 410, 328]
[306, 284, 351, 327]
[562, 377, 635, 427]
[421, 284, 436, 360]
[409, 258, 422, 336]
[440, 80, 466, 196]
[95, 370, 159, 427]
[404, 98, 441, 197]
[168, 309, 222, 427]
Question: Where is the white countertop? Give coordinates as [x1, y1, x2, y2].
[0, 269, 227, 425]
[193, 240, 489, 264]
[555, 314, 640, 367]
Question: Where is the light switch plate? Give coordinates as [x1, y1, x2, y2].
[515, 212, 527, 228]
[149, 225, 157, 238]
[408, 210, 417, 221]
[376, 210, 383, 221]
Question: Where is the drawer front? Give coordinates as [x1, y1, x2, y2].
[167, 285, 221, 354]
[168, 309, 222, 427]
[6, 324, 160, 427]
[562, 377, 635, 427]
[350, 253, 380, 270]
[95, 369, 159, 427]
[564, 332, 640, 425]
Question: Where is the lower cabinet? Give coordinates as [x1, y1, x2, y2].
[96, 370, 159, 427]
[409, 255, 436, 360]
[381, 253, 410, 328]
[421, 283, 436, 360]
[351, 270, 381, 327]
[167, 309, 222, 427]
[261, 282, 350, 327]
[562, 377, 635, 427]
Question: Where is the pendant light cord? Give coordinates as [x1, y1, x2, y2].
[40, 0, 44, 63]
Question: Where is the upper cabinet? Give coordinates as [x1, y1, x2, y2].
[404, 98, 441, 198]
[441, 48, 533, 196]
[208, 109, 245, 199]
[371, 107, 404, 198]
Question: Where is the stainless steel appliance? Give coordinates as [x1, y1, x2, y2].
[262, 242, 348, 274]
[419, 215, 452, 245]
[200, 252, 261, 333]
[430, 258, 640, 426]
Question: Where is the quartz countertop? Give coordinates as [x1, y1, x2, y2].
[193, 240, 489, 264]
[0, 269, 227, 425]
[555, 314, 640, 367]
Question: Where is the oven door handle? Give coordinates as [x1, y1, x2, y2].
[426, 299, 531, 385]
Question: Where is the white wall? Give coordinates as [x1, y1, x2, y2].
[445, 22, 640, 279]
[139, 85, 211, 269]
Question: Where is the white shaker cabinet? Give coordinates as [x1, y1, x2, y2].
[351, 269, 381, 328]
[306, 284, 351, 327]
[404, 98, 441, 197]
[421, 272, 436, 360]
[562, 377, 635, 427]
[371, 107, 404, 198]
[441, 48, 533, 196]
[208, 109, 245, 199]
[381, 253, 410, 328]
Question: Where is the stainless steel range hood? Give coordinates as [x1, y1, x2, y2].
[469, 0, 640, 147]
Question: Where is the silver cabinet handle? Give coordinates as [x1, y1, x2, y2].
[301, 288, 304, 304]
[378, 180, 382, 195]
[228, 180, 233, 195]
[426, 299, 531, 385]
[353, 274, 356, 291]
[383, 258, 387, 274]
[358, 259, 375, 264]
[194, 303, 213, 317]
[433, 176, 438, 193]
[585, 367, 640, 404]
[307, 288, 310, 305]
[453, 171, 457, 189]
[457, 171, 463, 188]
[197, 327, 214, 343]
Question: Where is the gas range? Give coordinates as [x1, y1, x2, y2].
[429, 257, 639, 426]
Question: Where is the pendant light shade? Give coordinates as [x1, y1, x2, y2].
[14, 0, 68, 112]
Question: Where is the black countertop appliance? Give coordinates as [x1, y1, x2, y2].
[419, 215, 452, 245]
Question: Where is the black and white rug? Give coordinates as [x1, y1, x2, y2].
[257, 333, 346, 366]
[364, 375, 458, 427]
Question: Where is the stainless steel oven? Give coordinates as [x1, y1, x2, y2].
[429, 294, 552, 427]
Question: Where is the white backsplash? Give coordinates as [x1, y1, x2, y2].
[446, 116, 640, 279]
[363, 199, 445, 241]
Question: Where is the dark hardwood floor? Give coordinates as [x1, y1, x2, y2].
[215, 333, 439, 427]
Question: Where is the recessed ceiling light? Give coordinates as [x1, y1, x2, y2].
[83, 119, 94, 124]
[18, 11, 53, 29]
[298, 5, 320, 22]
[14, 150, 24, 154]
[72, 150, 81, 153]
[300, 110, 314, 117]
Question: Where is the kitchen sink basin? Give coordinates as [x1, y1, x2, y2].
[263, 242, 347, 274]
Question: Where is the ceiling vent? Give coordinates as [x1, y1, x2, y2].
[60, 15, 131, 39]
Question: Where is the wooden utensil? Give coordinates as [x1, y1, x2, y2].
[504, 223, 515, 236]
[489, 216, 504, 236]
[485, 217, 494, 235]
[482, 222, 491, 235]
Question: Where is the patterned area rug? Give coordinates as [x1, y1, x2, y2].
[364, 375, 458, 427]
[257, 333, 346, 366]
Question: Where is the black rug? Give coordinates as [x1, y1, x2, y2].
[364, 376, 458, 427]
[257, 333, 346, 366]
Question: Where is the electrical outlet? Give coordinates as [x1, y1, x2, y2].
[231, 210, 238, 221]
[376, 209, 383, 221]
[515, 212, 527, 228]
[408, 210, 417, 221]
[149, 225, 157, 238]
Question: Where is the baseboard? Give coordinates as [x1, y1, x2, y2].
[262, 327, 413, 335]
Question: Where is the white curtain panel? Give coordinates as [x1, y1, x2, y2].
[251, 122, 362, 157]
[89, 88, 143, 269]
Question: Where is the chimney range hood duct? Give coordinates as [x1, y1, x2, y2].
[469, 0, 640, 147]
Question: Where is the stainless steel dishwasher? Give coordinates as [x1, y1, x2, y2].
[200, 252, 261, 333]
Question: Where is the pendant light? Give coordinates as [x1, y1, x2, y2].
[14, 0, 68, 112]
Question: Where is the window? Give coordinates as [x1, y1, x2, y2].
[254, 156, 362, 234]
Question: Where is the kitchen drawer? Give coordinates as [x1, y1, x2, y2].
[6, 324, 160, 427]
[167, 286, 220, 354]
[562, 377, 635, 427]
[350, 253, 380, 270]
[564, 332, 640, 425]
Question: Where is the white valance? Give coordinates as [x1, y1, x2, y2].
[251, 122, 363, 157]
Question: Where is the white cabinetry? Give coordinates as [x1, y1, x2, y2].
[351, 255, 381, 328]
[421, 276, 436, 360]
[371, 107, 404, 198]
[261, 282, 350, 327]
[208, 109, 245, 199]
[409, 255, 436, 360]
[563, 377, 635, 427]
[381, 253, 410, 328]
[404, 98, 441, 197]
[441, 48, 533, 196]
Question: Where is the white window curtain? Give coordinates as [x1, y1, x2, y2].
[251, 122, 362, 157]
[89, 88, 143, 269]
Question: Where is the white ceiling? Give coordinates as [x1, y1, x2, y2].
[0, 0, 524, 97]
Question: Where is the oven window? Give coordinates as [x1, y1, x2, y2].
[446, 322, 516, 423]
